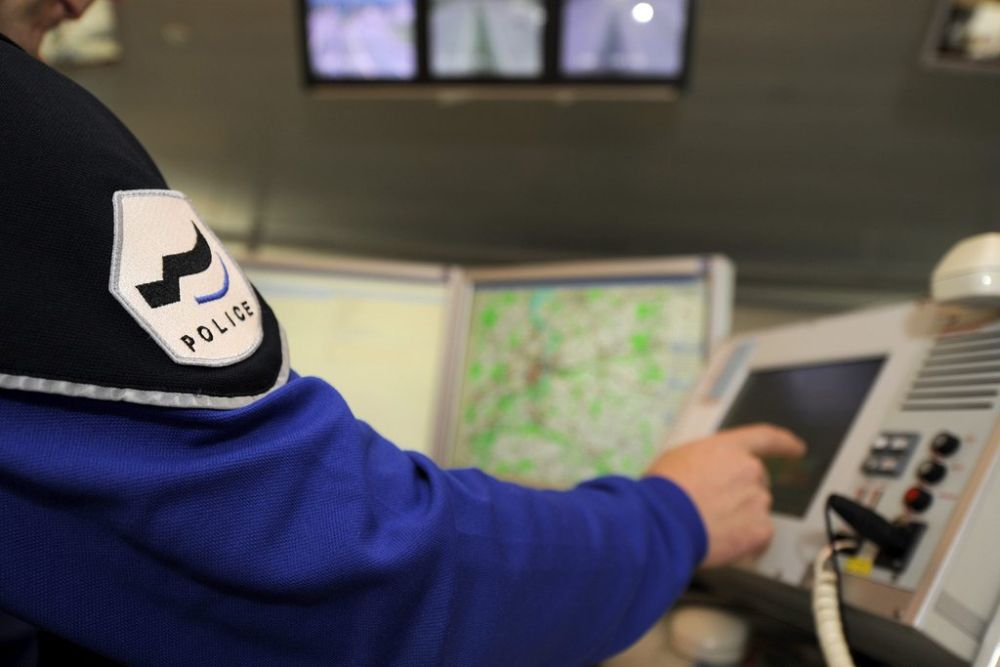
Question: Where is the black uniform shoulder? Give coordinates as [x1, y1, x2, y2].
[0, 36, 288, 408]
[0, 33, 164, 185]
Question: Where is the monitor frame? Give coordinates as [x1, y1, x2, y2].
[238, 247, 461, 455]
[296, 0, 698, 95]
[433, 254, 734, 471]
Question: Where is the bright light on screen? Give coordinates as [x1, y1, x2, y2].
[719, 358, 886, 517]
[631, 3, 654, 24]
[307, 0, 417, 79]
[431, 0, 546, 78]
[249, 268, 446, 455]
[452, 278, 708, 488]
[561, 0, 688, 77]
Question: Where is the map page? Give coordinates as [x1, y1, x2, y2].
[248, 268, 447, 456]
[452, 278, 707, 488]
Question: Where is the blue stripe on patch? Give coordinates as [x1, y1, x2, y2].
[194, 256, 230, 304]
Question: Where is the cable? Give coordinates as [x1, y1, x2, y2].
[812, 540, 859, 667]
[827, 495, 908, 553]
[823, 501, 847, 634]
[816, 494, 922, 666]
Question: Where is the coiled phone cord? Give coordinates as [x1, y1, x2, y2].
[812, 540, 860, 667]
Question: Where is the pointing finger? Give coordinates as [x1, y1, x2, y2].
[728, 424, 806, 459]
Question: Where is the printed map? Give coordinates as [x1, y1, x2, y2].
[453, 279, 707, 488]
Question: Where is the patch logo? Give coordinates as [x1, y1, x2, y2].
[110, 190, 263, 366]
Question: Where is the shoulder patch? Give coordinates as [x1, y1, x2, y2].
[110, 190, 262, 367]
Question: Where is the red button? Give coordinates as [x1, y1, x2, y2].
[904, 487, 932, 512]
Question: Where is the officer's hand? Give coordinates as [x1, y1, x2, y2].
[645, 424, 805, 569]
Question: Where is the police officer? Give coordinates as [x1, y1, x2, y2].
[0, 3, 804, 665]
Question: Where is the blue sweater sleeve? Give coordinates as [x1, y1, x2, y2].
[0, 376, 706, 666]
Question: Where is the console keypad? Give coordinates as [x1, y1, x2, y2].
[861, 432, 920, 478]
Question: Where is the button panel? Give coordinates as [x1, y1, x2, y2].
[861, 431, 920, 478]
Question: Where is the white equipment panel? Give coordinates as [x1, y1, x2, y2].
[671, 301, 1000, 666]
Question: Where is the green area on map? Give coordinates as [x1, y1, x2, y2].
[453, 281, 707, 488]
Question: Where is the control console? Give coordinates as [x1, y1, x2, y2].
[670, 301, 1000, 666]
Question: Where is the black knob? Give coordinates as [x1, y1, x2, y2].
[917, 460, 947, 485]
[931, 432, 961, 457]
[904, 487, 933, 513]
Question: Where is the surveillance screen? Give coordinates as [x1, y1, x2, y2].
[719, 358, 886, 517]
[560, 0, 690, 78]
[452, 276, 709, 489]
[430, 0, 547, 78]
[306, 0, 417, 80]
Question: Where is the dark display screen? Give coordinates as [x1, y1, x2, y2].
[719, 357, 886, 517]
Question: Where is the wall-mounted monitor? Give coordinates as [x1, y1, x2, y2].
[560, 0, 689, 78]
[298, 0, 696, 94]
[430, 0, 547, 78]
[304, 0, 419, 80]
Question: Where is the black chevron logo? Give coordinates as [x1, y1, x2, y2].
[136, 222, 213, 309]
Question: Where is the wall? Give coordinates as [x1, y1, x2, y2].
[67, 0, 1000, 295]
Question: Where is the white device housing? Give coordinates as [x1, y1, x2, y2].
[670, 300, 1000, 666]
[932, 233, 1000, 304]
